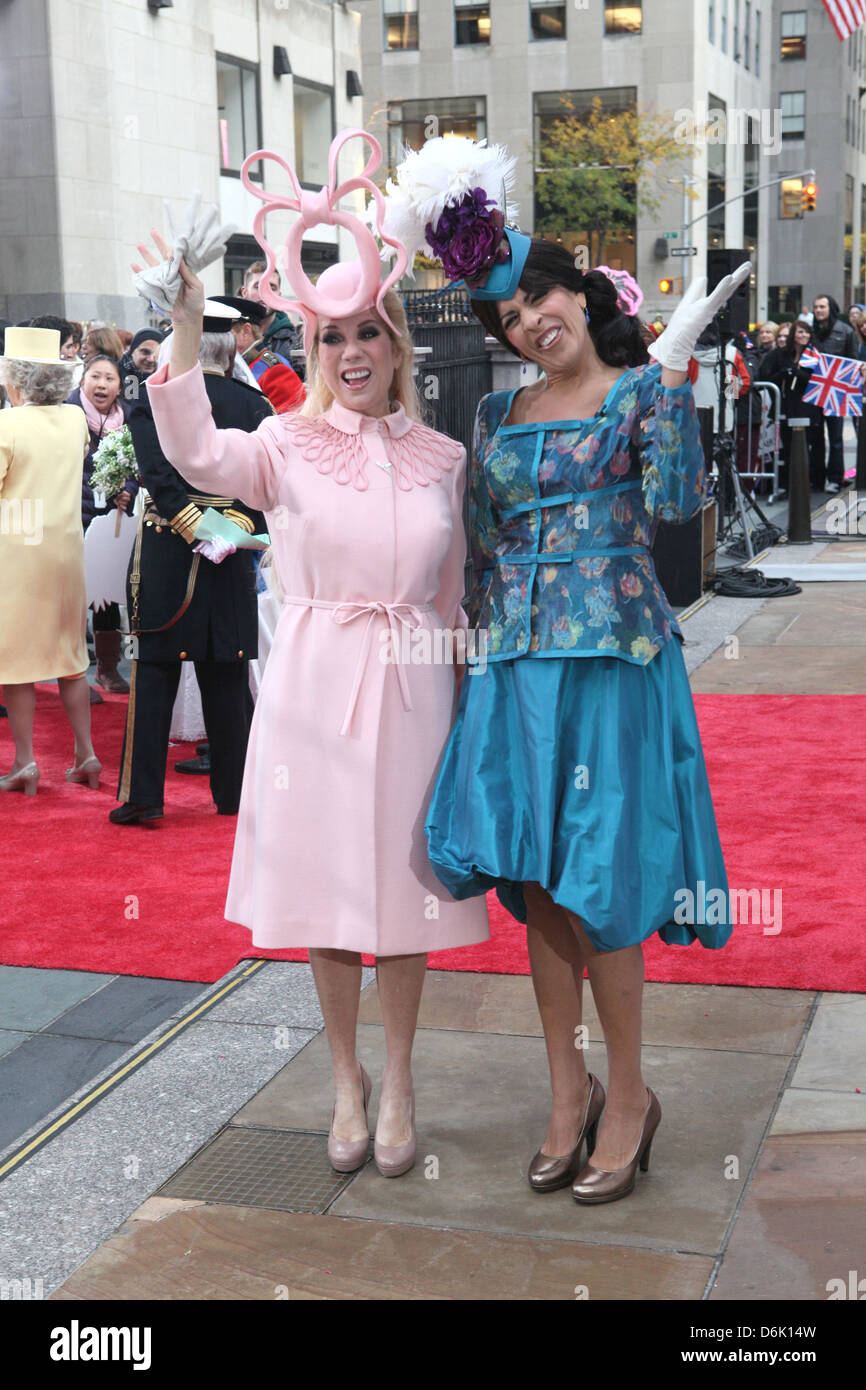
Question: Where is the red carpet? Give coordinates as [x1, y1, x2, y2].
[1, 685, 864, 991]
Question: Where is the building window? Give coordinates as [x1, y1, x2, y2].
[294, 80, 334, 187]
[533, 86, 636, 147]
[386, 96, 486, 169]
[780, 11, 806, 61]
[780, 176, 804, 219]
[780, 91, 805, 141]
[756, 9, 761, 75]
[530, 0, 566, 40]
[455, 0, 491, 45]
[216, 55, 261, 177]
[847, 95, 852, 146]
[709, 0, 715, 43]
[768, 285, 801, 317]
[533, 88, 638, 271]
[604, 3, 642, 34]
[721, 0, 728, 53]
[384, 0, 418, 51]
[707, 94, 726, 249]
[734, 0, 740, 60]
[744, 2, 751, 68]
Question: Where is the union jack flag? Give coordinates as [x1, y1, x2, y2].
[822, 0, 866, 42]
[799, 350, 863, 417]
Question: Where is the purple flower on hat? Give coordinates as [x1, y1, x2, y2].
[425, 188, 510, 287]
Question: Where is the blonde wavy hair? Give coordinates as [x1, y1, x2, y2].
[300, 289, 424, 422]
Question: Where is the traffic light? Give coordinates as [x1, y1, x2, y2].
[659, 277, 683, 295]
[801, 181, 817, 213]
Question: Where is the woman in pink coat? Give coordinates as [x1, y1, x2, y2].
[132, 134, 488, 1178]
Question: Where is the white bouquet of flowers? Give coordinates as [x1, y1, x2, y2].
[90, 425, 139, 535]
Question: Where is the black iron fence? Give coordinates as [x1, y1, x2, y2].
[404, 289, 493, 601]
[405, 288, 492, 455]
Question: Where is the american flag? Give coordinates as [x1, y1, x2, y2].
[800, 350, 863, 417]
[822, 0, 866, 41]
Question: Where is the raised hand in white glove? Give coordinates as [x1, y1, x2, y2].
[193, 536, 237, 565]
[648, 262, 753, 373]
[131, 192, 238, 316]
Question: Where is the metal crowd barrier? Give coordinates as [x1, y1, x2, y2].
[736, 380, 783, 497]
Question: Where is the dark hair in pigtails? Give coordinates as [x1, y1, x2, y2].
[471, 239, 648, 369]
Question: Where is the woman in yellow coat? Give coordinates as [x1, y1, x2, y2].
[0, 327, 102, 794]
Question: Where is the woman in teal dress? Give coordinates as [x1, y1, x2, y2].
[421, 235, 750, 1205]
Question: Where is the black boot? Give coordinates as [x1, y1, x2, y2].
[94, 631, 130, 694]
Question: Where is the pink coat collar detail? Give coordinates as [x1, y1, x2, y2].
[285, 404, 461, 491]
[323, 398, 414, 439]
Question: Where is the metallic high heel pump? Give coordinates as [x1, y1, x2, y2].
[328, 1064, 372, 1173]
[528, 1073, 606, 1192]
[571, 1087, 661, 1205]
[65, 754, 102, 789]
[0, 761, 40, 796]
[374, 1092, 416, 1178]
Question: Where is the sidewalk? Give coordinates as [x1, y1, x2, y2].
[2, 524, 864, 1302]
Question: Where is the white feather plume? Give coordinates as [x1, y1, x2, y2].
[375, 136, 519, 265]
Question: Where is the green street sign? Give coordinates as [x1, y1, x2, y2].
[663, 232, 679, 239]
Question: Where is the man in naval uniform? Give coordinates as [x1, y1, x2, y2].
[210, 294, 305, 414]
[109, 302, 272, 825]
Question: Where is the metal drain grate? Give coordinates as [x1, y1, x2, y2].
[158, 1127, 364, 1212]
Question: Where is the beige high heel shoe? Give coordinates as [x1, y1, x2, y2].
[65, 754, 102, 789]
[328, 1065, 373, 1173]
[0, 761, 40, 796]
[374, 1093, 416, 1178]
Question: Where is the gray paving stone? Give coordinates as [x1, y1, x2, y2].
[0, 1031, 31, 1060]
[237, 1023, 788, 1256]
[167, 959, 276, 1022]
[0, 1034, 129, 1152]
[204, 960, 374, 1031]
[771, 1088, 866, 1135]
[790, 993, 866, 1093]
[678, 536, 833, 677]
[44, 976, 204, 1044]
[0, 967, 114, 1032]
[0, 1020, 316, 1297]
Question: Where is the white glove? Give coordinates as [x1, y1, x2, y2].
[132, 192, 238, 315]
[193, 536, 237, 565]
[648, 262, 753, 373]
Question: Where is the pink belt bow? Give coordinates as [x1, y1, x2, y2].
[282, 597, 436, 736]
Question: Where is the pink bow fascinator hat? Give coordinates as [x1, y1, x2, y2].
[240, 129, 409, 355]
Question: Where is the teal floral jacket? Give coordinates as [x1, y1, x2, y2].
[465, 361, 706, 665]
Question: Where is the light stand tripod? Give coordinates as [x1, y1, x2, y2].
[709, 319, 781, 560]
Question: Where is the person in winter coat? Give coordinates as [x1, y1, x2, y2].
[240, 260, 305, 379]
[119, 327, 165, 400]
[811, 294, 859, 491]
[758, 318, 822, 493]
[67, 355, 138, 694]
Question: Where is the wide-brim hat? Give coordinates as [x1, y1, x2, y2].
[1, 326, 79, 367]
